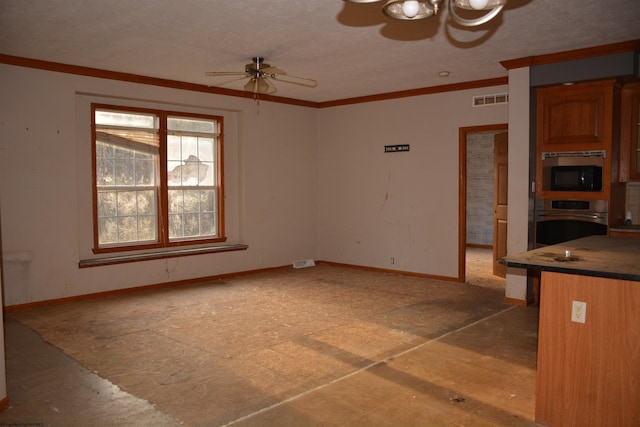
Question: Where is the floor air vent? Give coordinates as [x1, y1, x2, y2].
[293, 259, 316, 269]
[473, 93, 508, 107]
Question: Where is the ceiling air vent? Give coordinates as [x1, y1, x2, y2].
[472, 93, 509, 107]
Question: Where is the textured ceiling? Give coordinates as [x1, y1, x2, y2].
[1, 0, 639, 102]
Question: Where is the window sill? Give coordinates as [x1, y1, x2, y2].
[79, 244, 248, 268]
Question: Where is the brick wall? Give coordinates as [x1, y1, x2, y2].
[466, 132, 495, 246]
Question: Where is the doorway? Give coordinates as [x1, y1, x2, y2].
[458, 124, 508, 288]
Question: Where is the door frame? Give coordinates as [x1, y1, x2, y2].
[458, 123, 508, 282]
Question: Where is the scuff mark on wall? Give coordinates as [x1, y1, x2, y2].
[381, 170, 392, 209]
[381, 192, 389, 209]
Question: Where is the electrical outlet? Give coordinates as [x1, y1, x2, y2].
[390, 257, 395, 265]
[571, 300, 587, 324]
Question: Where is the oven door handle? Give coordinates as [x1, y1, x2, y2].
[537, 212, 605, 220]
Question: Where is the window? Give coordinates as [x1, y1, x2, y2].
[92, 104, 224, 253]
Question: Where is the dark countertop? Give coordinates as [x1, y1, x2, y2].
[500, 235, 640, 282]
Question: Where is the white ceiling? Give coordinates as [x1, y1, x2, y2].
[1, 0, 639, 103]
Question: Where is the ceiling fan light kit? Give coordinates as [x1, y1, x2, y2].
[345, 0, 508, 26]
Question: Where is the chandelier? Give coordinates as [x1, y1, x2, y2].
[344, 0, 508, 26]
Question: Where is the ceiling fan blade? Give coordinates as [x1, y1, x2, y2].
[271, 74, 318, 88]
[204, 71, 248, 77]
[261, 66, 287, 75]
[208, 74, 252, 87]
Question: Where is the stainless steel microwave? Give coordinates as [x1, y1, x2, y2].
[550, 165, 602, 192]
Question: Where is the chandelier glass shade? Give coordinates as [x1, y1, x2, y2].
[344, 0, 508, 26]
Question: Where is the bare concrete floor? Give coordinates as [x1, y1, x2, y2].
[0, 260, 540, 427]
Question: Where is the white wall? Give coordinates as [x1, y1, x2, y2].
[0, 64, 318, 305]
[0, 63, 525, 306]
[0, 203, 7, 404]
[317, 88, 509, 277]
[505, 67, 531, 301]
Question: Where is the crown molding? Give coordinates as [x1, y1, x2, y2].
[501, 39, 640, 70]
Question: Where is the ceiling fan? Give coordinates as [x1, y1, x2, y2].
[205, 57, 317, 95]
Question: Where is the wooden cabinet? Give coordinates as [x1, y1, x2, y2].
[502, 236, 640, 426]
[538, 79, 615, 152]
[536, 271, 640, 426]
[536, 80, 619, 200]
[620, 82, 640, 182]
[609, 230, 640, 238]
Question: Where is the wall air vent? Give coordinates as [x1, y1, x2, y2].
[541, 150, 606, 160]
[472, 93, 509, 107]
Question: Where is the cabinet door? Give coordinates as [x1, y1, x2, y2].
[538, 80, 615, 152]
[620, 83, 640, 182]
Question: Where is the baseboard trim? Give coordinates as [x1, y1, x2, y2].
[504, 297, 529, 306]
[4, 261, 487, 312]
[4, 265, 291, 312]
[317, 260, 460, 282]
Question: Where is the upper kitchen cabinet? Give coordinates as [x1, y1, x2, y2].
[620, 82, 640, 182]
[537, 79, 616, 152]
[536, 80, 619, 200]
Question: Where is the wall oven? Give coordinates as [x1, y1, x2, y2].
[535, 199, 608, 247]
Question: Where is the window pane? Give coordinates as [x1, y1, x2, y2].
[115, 159, 135, 186]
[198, 138, 215, 162]
[167, 152, 211, 186]
[137, 215, 157, 241]
[96, 140, 158, 188]
[114, 146, 134, 159]
[168, 117, 216, 134]
[167, 189, 217, 240]
[169, 213, 183, 238]
[117, 216, 138, 242]
[180, 136, 198, 159]
[200, 212, 217, 235]
[96, 157, 115, 186]
[200, 189, 216, 212]
[98, 217, 118, 244]
[137, 190, 156, 215]
[96, 142, 114, 158]
[96, 110, 157, 129]
[117, 191, 138, 215]
[182, 190, 200, 212]
[135, 158, 155, 186]
[167, 135, 215, 186]
[168, 190, 183, 214]
[97, 191, 117, 216]
[183, 213, 200, 237]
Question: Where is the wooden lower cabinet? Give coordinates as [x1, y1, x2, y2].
[536, 271, 640, 426]
[609, 230, 640, 238]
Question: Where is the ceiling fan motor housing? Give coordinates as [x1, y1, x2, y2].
[246, 57, 270, 75]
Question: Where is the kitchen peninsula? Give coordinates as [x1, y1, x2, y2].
[501, 235, 640, 427]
